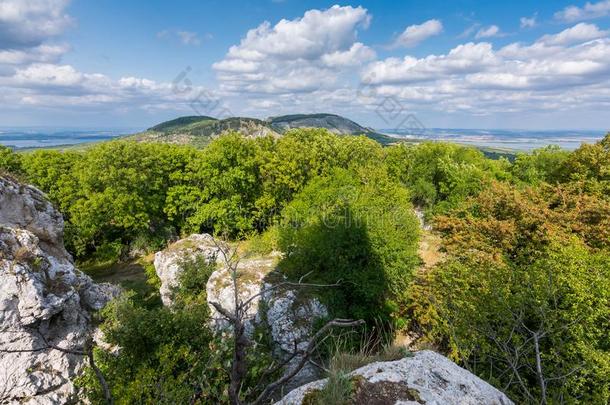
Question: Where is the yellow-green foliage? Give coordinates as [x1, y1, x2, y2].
[0, 145, 22, 175]
[410, 179, 610, 403]
[384, 141, 510, 213]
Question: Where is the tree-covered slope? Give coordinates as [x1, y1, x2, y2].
[127, 116, 277, 147]
[148, 115, 217, 132]
[127, 113, 395, 147]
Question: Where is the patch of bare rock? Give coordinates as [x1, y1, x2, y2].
[274, 350, 513, 405]
[0, 176, 119, 404]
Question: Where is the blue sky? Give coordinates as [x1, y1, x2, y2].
[1, 0, 610, 130]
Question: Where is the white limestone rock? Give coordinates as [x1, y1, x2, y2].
[205, 253, 329, 389]
[153, 234, 278, 335]
[275, 350, 514, 405]
[153, 233, 221, 306]
[0, 176, 117, 404]
[263, 286, 329, 390]
[206, 256, 276, 335]
[153, 235, 330, 390]
[264, 288, 328, 353]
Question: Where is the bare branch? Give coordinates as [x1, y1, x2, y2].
[238, 276, 341, 313]
[210, 301, 237, 322]
[207, 234, 363, 405]
[251, 319, 365, 405]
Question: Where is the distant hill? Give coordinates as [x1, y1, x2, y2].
[126, 113, 393, 147]
[148, 116, 217, 132]
[270, 113, 394, 144]
[127, 116, 277, 147]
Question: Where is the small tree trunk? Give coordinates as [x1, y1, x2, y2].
[533, 332, 547, 405]
[229, 318, 249, 405]
[87, 345, 114, 405]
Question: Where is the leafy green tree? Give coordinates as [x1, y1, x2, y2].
[20, 150, 82, 236]
[256, 130, 384, 229]
[410, 182, 610, 403]
[165, 132, 264, 237]
[68, 142, 195, 257]
[384, 142, 510, 212]
[559, 133, 610, 196]
[0, 145, 22, 174]
[20, 142, 195, 258]
[165, 130, 385, 239]
[510, 145, 570, 184]
[278, 166, 420, 328]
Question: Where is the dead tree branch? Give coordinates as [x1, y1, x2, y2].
[251, 319, 365, 405]
[208, 235, 364, 405]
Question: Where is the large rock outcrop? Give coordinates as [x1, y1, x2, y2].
[207, 255, 276, 335]
[153, 234, 274, 330]
[153, 233, 221, 306]
[275, 350, 514, 405]
[262, 286, 328, 391]
[0, 177, 118, 404]
[154, 234, 330, 388]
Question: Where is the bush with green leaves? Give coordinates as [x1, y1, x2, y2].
[409, 182, 610, 403]
[385, 142, 510, 213]
[0, 145, 22, 175]
[80, 257, 277, 404]
[278, 166, 420, 328]
[86, 294, 229, 404]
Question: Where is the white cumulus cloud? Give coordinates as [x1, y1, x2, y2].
[213, 5, 374, 95]
[0, 0, 72, 49]
[555, 0, 610, 22]
[392, 19, 443, 48]
[539, 23, 608, 46]
[360, 23, 610, 115]
[321, 43, 376, 67]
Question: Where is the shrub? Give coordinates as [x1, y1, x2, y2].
[409, 182, 610, 403]
[0, 145, 22, 175]
[80, 258, 277, 404]
[278, 167, 420, 327]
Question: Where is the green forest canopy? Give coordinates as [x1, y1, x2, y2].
[2, 130, 609, 403]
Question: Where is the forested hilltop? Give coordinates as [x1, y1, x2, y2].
[125, 113, 394, 147]
[1, 128, 609, 404]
